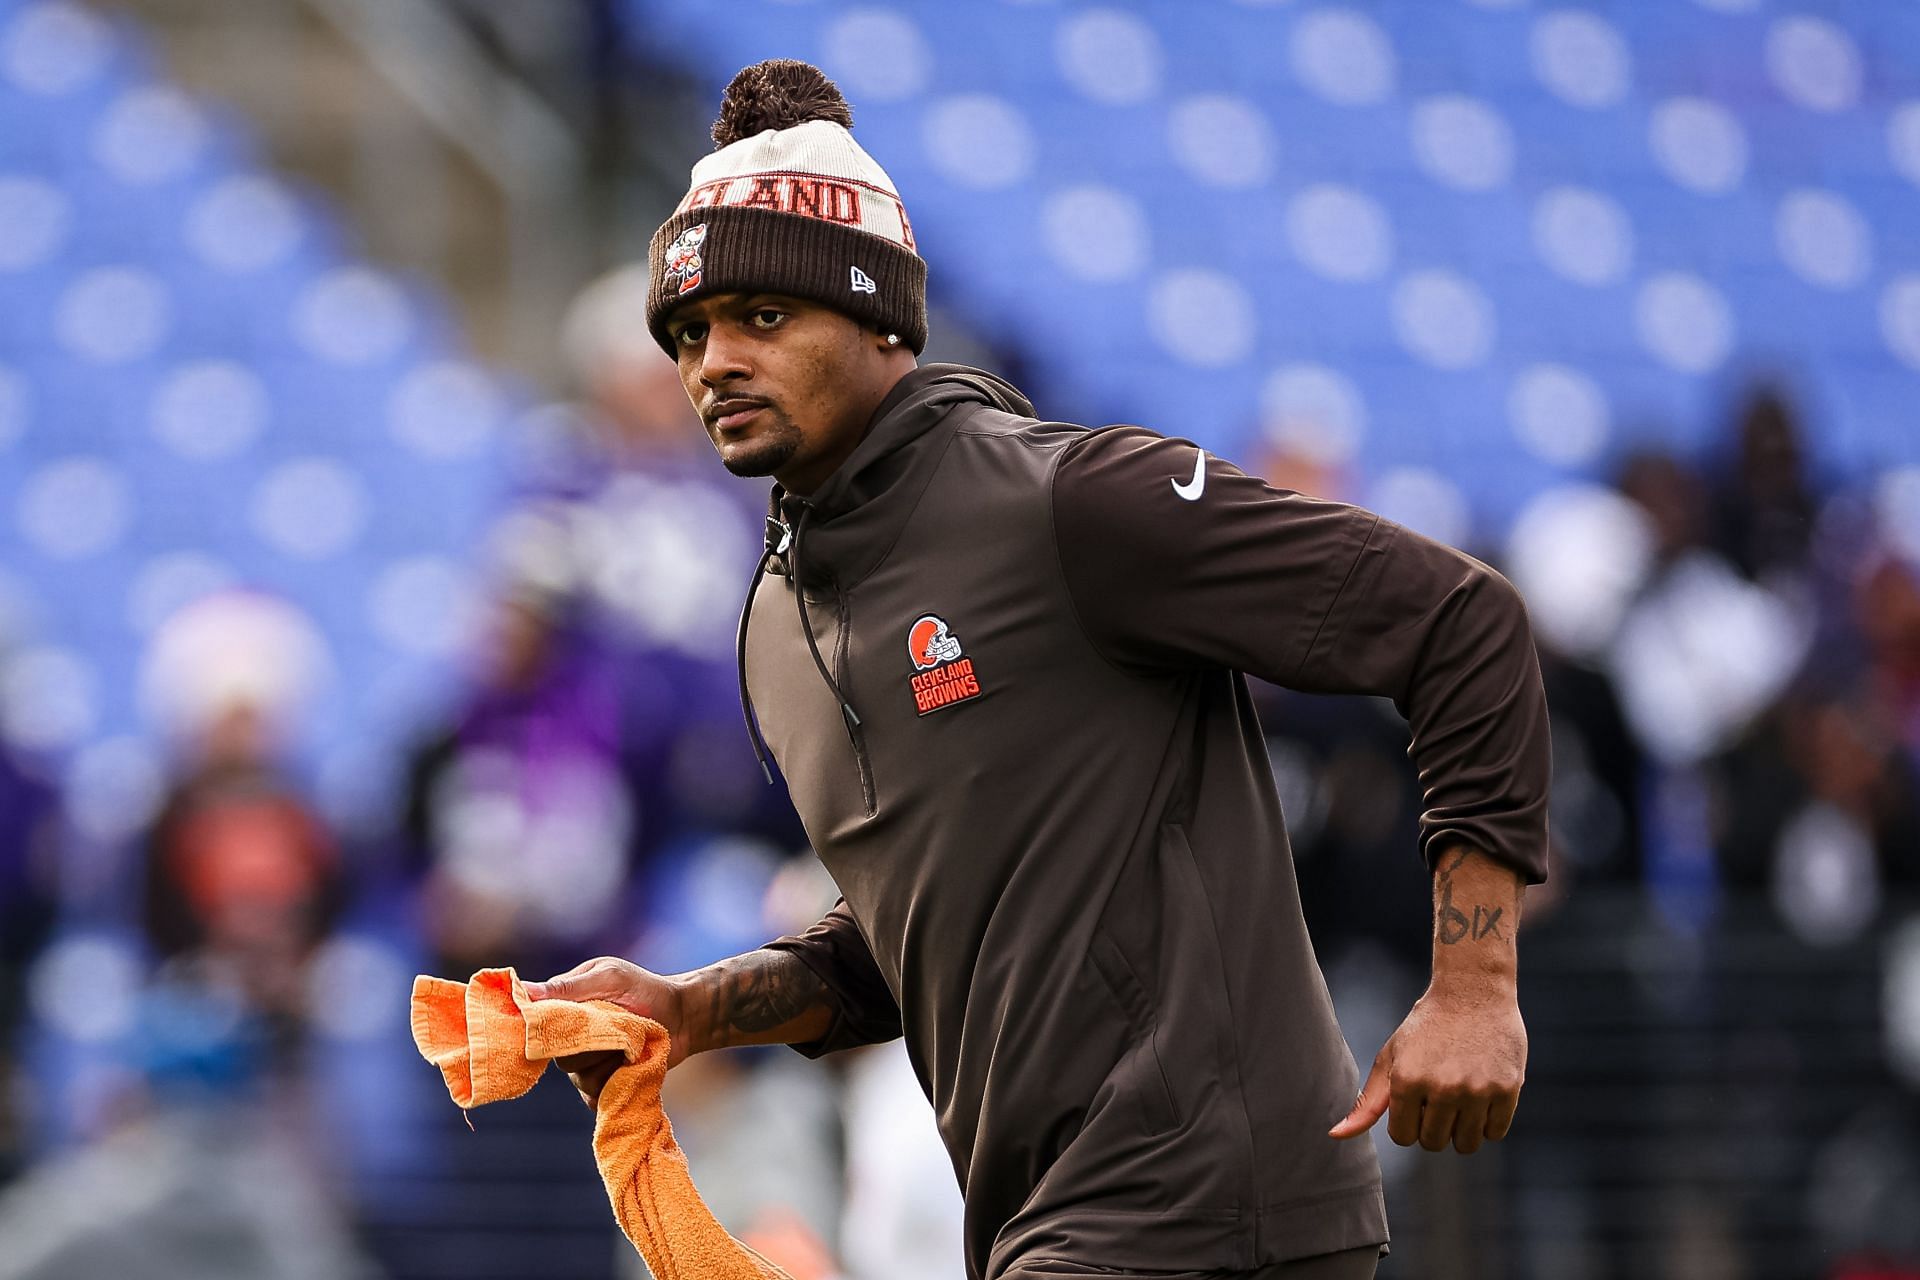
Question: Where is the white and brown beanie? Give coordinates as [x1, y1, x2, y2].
[646, 60, 928, 355]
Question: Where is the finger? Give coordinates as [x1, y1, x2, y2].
[1486, 1090, 1520, 1142]
[1386, 1084, 1424, 1148]
[1418, 1097, 1458, 1153]
[556, 1059, 622, 1090]
[1451, 1095, 1493, 1155]
[558, 1054, 619, 1108]
[527, 960, 608, 1003]
[1328, 1059, 1391, 1139]
[564, 1067, 601, 1108]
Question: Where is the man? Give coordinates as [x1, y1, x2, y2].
[532, 60, 1547, 1280]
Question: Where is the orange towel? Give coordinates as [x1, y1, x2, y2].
[411, 967, 793, 1280]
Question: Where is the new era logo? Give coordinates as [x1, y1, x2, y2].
[850, 265, 877, 294]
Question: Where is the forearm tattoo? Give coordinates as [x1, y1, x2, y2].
[1435, 849, 1507, 946]
[708, 951, 834, 1036]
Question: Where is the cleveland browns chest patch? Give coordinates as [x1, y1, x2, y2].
[906, 614, 983, 715]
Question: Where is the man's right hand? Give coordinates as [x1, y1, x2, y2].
[528, 947, 837, 1109]
[526, 956, 694, 1107]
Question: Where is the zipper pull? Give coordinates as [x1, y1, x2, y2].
[764, 516, 793, 555]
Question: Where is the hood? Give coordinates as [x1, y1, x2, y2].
[792, 362, 1031, 520]
[733, 362, 1034, 789]
[766, 362, 1034, 586]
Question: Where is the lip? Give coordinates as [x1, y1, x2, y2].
[714, 405, 766, 431]
[707, 398, 771, 431]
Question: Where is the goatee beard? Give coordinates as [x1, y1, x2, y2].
[720, 431, 801, 478]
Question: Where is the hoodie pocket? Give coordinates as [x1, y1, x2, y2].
[1087, 931, 1180, 1137]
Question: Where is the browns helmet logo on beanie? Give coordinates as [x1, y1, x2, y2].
[645, 59, 929, 355]
[662, 223, 707, 296]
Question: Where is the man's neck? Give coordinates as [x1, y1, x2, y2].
[775, 361, 919, 496]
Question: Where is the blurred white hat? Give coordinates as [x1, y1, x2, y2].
[559, 263, 660, 390]
[139, 589, 329, 742]
[1504, 483, 1655, 662]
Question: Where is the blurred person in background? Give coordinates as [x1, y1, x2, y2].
[1695, 388, 1920, 923]
[505, 260, 804, 855]
[143, 698, 340, 1045]
[139, 593, 343, 1056]
[1858, 552, 1920, 764]
[1495, 480, 1667, 1278]
[1610, 445, 1811, 776]
[1605, 439, 1811, 948]
[1709, 387, 1821, 593]
[0, 728, 58, 1188]
[1713, 650, 1920, 914]
[1699, 469, 1920, 1272]
[0, 591, 377, 1280]
[1533, 388, 1920, 1280]
[401, 262, 790, 973]
[402, 581, 637, 979]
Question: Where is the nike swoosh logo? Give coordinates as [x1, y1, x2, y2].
[1171, 450, 1206, 501]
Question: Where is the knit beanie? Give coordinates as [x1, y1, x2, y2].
[646, 60, 928, 355]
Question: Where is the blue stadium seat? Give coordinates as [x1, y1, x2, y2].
[617, 0, 1920, 527]
[0, 0, 512, 779]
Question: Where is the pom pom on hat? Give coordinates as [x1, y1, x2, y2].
[712, 59, 854, 148]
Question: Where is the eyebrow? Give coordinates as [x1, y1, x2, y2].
[672, 294, 811, 335]
[677, 295, 768, 323]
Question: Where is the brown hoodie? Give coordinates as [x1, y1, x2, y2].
[740, 365, 1550, 1278]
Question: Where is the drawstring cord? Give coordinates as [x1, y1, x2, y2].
[787, 502, 864, 748]
[734, 500, 864, 785]
[736, 539, 777, 785]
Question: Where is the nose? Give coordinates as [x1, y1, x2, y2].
[699, 323, 752, 390]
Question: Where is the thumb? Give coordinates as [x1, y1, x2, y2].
[524, 962, 600, 1003]
[1329, 1055, 1391, 1139]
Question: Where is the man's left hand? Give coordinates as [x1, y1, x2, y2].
[1326, 982, 1526, 1154]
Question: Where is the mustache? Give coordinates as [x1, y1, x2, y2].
[702, 392, 775, 426]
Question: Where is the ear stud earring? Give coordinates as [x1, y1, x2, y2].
[885, 334, 901, 346]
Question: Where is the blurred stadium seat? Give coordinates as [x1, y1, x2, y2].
[624, 0, 1920, 528]
[0, 0, 514, 816]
